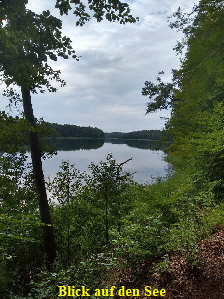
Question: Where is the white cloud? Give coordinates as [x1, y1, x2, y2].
[0, 0, 198, 132]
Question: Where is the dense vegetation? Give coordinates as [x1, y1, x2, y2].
[1, 0, 224, 298]
[48, 123, 105, 139]
[142, 0, 224, 203]
[141, 0, 224, 260]
[105, 130, 161, 140]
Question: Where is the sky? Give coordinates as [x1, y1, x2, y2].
[0, 0, 197, 132]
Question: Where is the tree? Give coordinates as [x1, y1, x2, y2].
[141, 71, 179, 113]
[142, 0, 224, 133]
[55, 0, 138, 24]
[142, 0, 224, 199]
[0, 0, 138, 268]
[166, 0, 224, 142]
[87, 154, 133, 245]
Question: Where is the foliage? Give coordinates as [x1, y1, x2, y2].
[105, 130, 162, 140]
[1, 0, 138, 269]
[0, 153, 44, 298]
[142, 0, 224, 203]
[26, 252, 119, 299]
[2, 0, 224, 296]
[47, 161, 104, 264]
[48, 122, 105, 139]
[142, 71, 179, 113]
[0, 0, 138, 92]
[55, 0, 139, 25]
[1, 151, 223, 297]
[0, 111, 30, 153]
[111, 215, 169, 261]
[0, 111, 56, 158]
[0, 0, 139, 295]
[47, 154, 134, 265]
[85, 153, 134, 244]
[0, 8, 77, 93]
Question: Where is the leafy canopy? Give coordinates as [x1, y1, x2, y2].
[142, 0, 224, 115]
[0, 0, 138, 93]
[0, 7, 78, 92]
[55, 0, 139, 25]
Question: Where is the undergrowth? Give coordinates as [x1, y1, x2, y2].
[1, 155, 223, 298]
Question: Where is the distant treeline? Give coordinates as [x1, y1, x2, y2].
[105, 130, 162, 140]
[47, 123, 105, 139]
[46, 123, 162, 141]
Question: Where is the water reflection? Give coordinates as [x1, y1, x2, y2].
[41, 138, 168, 184]
[44, 137, 165, 151]
[45, 138, 104, 151]
[111, 139, 158, 150]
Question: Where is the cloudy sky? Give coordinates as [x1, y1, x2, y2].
[0, 0, 197, 132]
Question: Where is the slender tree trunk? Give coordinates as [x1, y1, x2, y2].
[21, 87, 56, 269]
[105, 188, 109, 245]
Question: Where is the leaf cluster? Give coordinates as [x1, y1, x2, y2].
[55, 0, 139, 25]
[0, 5, 78, 92]
[0, 111, 30, 152]
[142, 71, 179, 113]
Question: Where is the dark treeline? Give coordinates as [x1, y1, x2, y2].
[123, 139, 162, 150]
[104, 138, 159, 150]
[48, 123, 105, 139]
[105, 130, 162, 140]
[123, 130, 161, 140]
[47, 125, 162, 141]
[45, 137, 161, 151]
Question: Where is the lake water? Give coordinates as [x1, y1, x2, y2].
[40, 138, 169, 184]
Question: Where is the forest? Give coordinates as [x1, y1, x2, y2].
[47, 123, 105, 139]
[47, 124, 161, 141]
[1, 0, 224, 298]
[105, 130, 162, 141]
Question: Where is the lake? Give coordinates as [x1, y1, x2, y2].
[40, 138, 169, 184]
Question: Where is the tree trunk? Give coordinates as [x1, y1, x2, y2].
[21, 87, 56, 269]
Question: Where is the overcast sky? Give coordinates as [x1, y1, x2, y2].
[0, 0, 197, 132]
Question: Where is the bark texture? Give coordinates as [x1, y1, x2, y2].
[21, 87, 56, 269]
